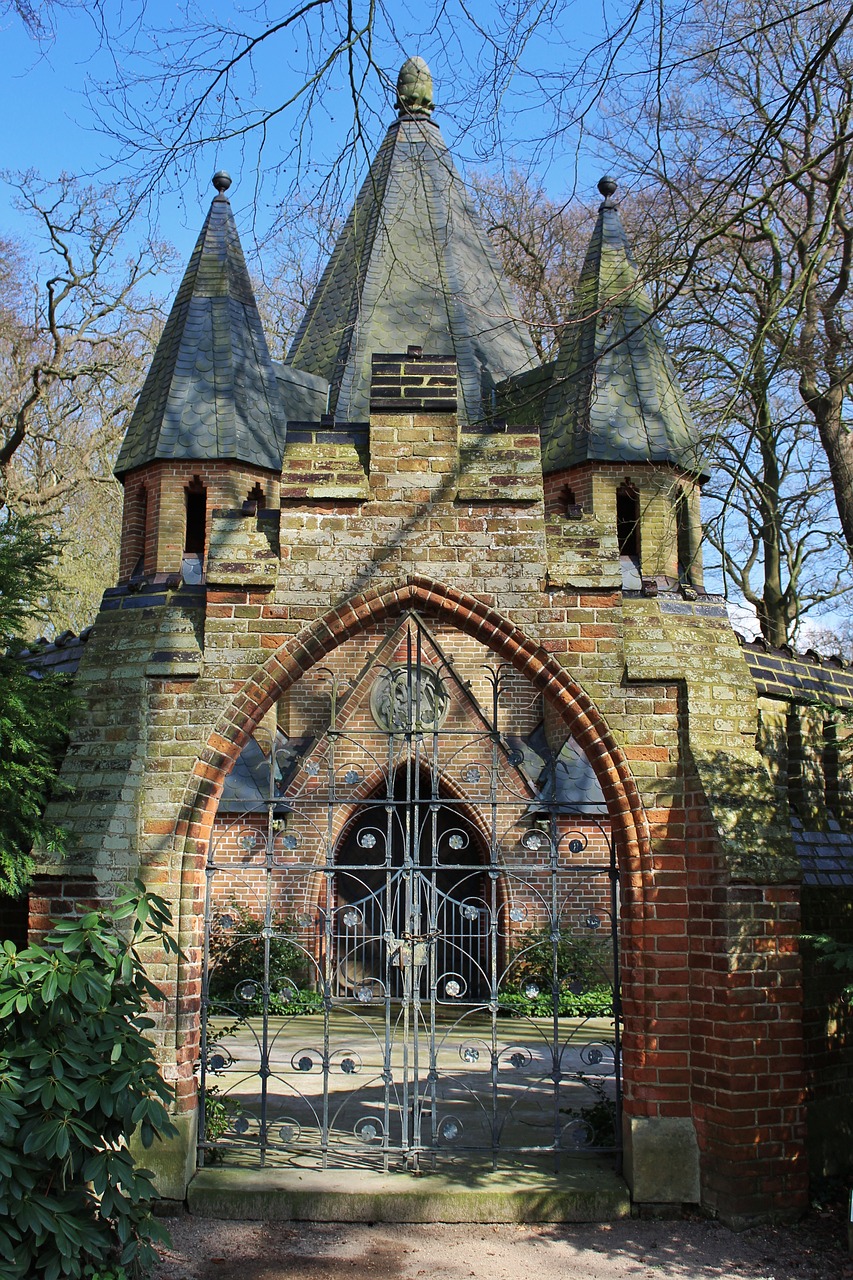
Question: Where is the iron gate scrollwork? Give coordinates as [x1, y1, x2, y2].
[199, 616, 622, 1172]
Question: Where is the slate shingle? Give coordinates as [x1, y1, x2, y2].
[540, 188, 704, 475]
[115, 193, 286, 476]
[286, 114, 538, 426]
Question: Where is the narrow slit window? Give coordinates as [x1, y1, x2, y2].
[247, 482, 265, 508]
[823, 720, 840, 818]
[786, 710, 805, 818]
[185, 478, 207, 555]
[130, 485, 148, 578]
[616, 482, 640, 558]
[676, 490, 692, 582]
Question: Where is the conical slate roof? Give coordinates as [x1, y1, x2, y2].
[286, 60, 538, 425]
[540, 179, 702, 475]
[115, 174, 286, 477]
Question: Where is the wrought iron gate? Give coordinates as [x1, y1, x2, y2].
[199, 616, 621, 1172]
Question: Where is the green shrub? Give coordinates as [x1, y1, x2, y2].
[498, 986, 614, 1018]
[802, 933, 853, 999]
[0, 511, 77, 897]
[207, 903, 307, 1010]
[509, 923, 611, 992]
[0, 882, 178, 1279]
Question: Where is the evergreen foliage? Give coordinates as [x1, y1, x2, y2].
[207, 903, 307, 1008]
[0, 883, 178, 1279]
[0, 510, 75, 895]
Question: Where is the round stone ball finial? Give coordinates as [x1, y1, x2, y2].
[212, 170, 232, 195]
[598, 175, 618, 200]
[396, 56, 435, 116]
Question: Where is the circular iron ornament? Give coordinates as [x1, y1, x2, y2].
[508, 1051, 528, 1070]
[461, 766, 481, 784]
[568, 980, 584, 996]
[343, 769, 362, 786]
[218, 914, 234, 931]
[442, 973, 467, 999]
[236, 981, 258, 1002]
[291, 1050, 321, 1073]
[282, 834, 298, 850]
[523, 983, 540, 999]
[359, 831, 377, 848]
[342, 908, 362, 929]
[370, 664, 449, 732]
[509, 906, 526, 923]
[233, 1115, 250, 1136]
[278, 1120, 301, 1144]
[585, 916, 602, 930]
[462, 904, 479, 922]
[568, 838, 585, 854]
[355, 1116, 385, 1144]
[563, 1118, 595, 1149]
[208, 1053, 228, 1072]
[507, 749, 525, 766]
[439, 1117, 463, 1142]
[355, 983, 375, 1004]
[448, 832, 466, 850]
[521, 831, 543, 851]
[340, 1057, 358, 1074]
[580, 1043, 615, 1071]
[305, 762, 319, 776]
[461, 1045, 480, 1063]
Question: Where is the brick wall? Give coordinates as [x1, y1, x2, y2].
[119, 459, 281, 581]
[40, 351, 811, 1219]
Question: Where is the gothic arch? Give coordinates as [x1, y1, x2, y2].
[171, 574, 654, 1076]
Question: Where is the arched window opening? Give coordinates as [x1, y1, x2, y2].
[786, 709, 805, 818]
[329, 767, 492, 1001]
[129, 485, 148, 579]
[676, 490, 693, 583]
[183, 476, 207, 583]
[616, 482, 640, 558]
[823, 719, 840, 819]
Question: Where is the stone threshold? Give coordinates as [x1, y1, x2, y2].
[188, 1160, 631, 1223]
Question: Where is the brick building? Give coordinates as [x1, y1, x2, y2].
[28, 57, 853, 1220]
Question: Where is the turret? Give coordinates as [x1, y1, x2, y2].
[539, 177, 705, 588]
[114, 173, 286, 583]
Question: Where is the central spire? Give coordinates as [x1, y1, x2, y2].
[286, 58, 537, 425]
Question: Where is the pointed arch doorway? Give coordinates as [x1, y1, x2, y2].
[200, 614, 621, 1174]
[328, 765, 495, 1004]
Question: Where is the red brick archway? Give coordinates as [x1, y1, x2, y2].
[170, 574, 655, 1119]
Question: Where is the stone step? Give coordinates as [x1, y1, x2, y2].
[187, 1161, 631, 1223]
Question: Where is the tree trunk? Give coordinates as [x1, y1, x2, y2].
[807, 385, 853, 563]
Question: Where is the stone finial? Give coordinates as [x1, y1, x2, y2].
[396, 56, 434, 116]
[213, 170, 232, 195]
[598, 175, 618, 201]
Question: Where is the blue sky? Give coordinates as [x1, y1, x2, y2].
[0, 1, 621, 264]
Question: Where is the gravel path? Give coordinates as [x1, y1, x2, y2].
[152, 1209, 853, 1280]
